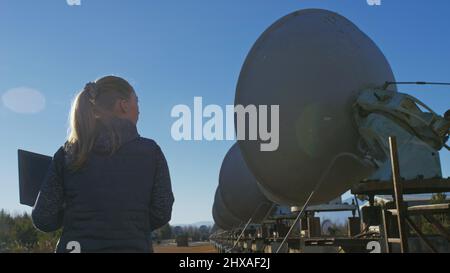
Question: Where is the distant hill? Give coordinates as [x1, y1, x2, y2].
[172, 221, 214, 227]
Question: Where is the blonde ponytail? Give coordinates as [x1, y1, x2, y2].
[66, 76, 134, 171]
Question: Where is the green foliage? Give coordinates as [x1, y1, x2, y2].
[0, 210, 60, 253]
[431, 193, 448, 204]
[415, 193, 449, 235]
[153, 224, 212, 242]
[1, 210, 214, 252]
[322, 218, 348, 236]
[153, 223, 172, 240]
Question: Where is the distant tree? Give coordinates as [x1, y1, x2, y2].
[321, 218, 347, 236]
[0, 210, 216, 252]
[419, 193, 449, 234]
[158, 223, 172, 240]
[173, 226, 183, 237]
[190, 227, 201, 242]
[0, 209, 14, 251]
[0, 210, 60, 253]
[431, 193, 448, 204]
[199, 225, 209, 233]
[199, 225, 210, 241]
[11, 213, 38, 250]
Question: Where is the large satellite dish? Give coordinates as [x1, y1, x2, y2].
[219, 143, 273, 223]
[235, 9, 396, 206]
[212, 187, 242, 230]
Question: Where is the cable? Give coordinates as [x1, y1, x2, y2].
[382, 81, 450, 90]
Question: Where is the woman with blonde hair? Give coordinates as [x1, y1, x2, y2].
[32, 75, 174, 253]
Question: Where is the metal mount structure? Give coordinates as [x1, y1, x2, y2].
[351, 136, 450, 253]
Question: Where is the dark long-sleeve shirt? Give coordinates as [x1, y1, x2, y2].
[31, 147, 65, 232]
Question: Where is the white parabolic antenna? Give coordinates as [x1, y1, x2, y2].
[212, 186, 242, 230]
[219, 143, 273, 224]
[235, 9, 397, 206]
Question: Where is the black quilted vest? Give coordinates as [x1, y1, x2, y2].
[56, 118, 158, 253]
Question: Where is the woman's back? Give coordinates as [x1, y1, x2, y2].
[31, 76, 174, 253]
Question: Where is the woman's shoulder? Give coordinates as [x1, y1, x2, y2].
[129, 137, 163, 154]
[135, 137, 158, 148]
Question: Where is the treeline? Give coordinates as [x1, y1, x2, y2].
[0, 210, 61, 253]
[0, 210, 212, 253]
[153, 224, 213, 243]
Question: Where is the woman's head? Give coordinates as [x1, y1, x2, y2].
[67, 75, 139, 170]
[84, 76, 139, 124]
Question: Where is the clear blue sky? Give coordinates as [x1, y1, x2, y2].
[0, 0, 449, 224]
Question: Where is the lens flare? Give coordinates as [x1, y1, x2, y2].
[1, 87, 46, 114]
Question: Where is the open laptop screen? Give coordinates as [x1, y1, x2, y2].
[18, 149, 52, 207]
